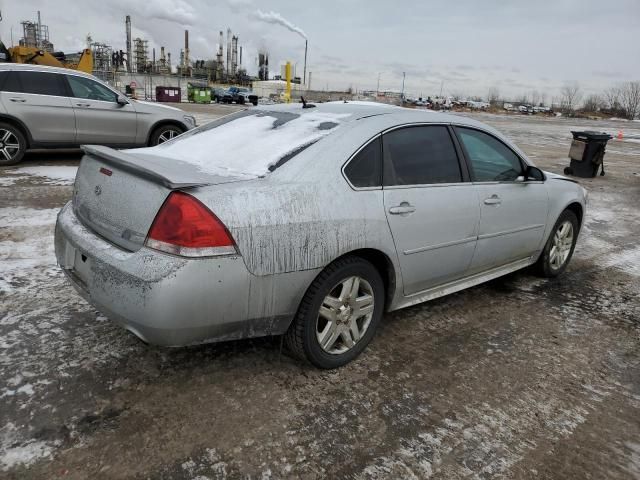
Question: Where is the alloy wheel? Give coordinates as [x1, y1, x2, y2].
[157, 129, 180, 144]
[549, 220, 574, 270]
[0, 129, 21, 162]
[316, 276, 375, 355]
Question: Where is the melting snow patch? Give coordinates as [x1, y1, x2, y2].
[0, 166, 77, 186]
[0, 424, 58, 471]
[0, 208, 59, 228]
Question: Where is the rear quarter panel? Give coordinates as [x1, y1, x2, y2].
[188, 122, 403, 320]
[193, 177, 395, 276]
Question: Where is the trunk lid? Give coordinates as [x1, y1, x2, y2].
[73, 145, 249, 251]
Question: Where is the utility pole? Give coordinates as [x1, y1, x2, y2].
[303, 39, 308, 86]
[401, 72, 406, 104]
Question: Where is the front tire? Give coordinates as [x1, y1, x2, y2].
[285, 256, 385, 369]
[0, 123, 27, 166]
[149, 124, 184, 146]
[535, 209, 579, 277]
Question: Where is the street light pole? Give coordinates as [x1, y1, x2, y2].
[303, 39, 308, 86]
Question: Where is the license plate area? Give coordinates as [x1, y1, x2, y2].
[60, 241, 91, 291]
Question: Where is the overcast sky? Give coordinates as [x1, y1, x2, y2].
[1, 0, 638, 100]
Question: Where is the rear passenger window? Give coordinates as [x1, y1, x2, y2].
[1, 71, 22, 93]
[16, 71, 67, 96]
[66, 75, 117, 102]
[344, 137, 382, 188]
[383, 126, 461, 186]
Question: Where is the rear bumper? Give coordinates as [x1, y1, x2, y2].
[55, 202, 257, 346]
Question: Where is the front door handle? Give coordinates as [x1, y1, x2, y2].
[76, 103, 91, 107]
[389, 202, 416, 215]
[484, 194, 502, 206]
[9, 98, 26, 103]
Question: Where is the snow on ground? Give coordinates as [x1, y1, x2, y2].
[0, 208, 60, 228]
[0, 423, 58, 471]
[465, 112, 640, 156]
[0, 166, 78, 187]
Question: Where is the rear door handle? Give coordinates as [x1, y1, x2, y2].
[484, 194, 502, 206]
[9, 98, 26, 103]
[76, 103, 91, 107]
[389, 203, 416, 215]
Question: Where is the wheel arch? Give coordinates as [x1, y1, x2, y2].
[565, 201, 583, 231]
[331, 248, 397, 311]
[0, 114, 33, 147]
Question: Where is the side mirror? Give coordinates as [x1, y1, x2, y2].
[116, 95, 129, 106]
[524, 165, 545, 181]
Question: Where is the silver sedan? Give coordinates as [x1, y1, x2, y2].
[55, 102, 587, 368]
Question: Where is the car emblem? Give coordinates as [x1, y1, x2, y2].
[94, 185, 102, 196]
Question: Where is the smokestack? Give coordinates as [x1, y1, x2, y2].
[231, 35, 238, 76]
[303, 39, 308, 86]
[239, 46, 242, 67]
[152, 48, 156, 73]
[37, 11, 42, 48]
[184, 30, 190, 74]
[216, 31, 224, 80]
[125, 15, 132, 72]
[226, 28, 232, 76]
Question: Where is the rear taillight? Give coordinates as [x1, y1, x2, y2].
[145, 192, 237, 257]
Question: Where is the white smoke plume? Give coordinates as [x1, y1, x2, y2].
[252, 10, 307, 40]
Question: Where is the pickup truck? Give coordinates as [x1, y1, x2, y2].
[227, 86, 258, 106]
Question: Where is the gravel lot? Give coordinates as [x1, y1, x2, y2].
[1, 105, 639, 479]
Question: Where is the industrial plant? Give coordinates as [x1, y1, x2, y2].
[2, 10, 315, 101]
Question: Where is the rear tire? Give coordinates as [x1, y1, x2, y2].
[149, 124, 184, 146]
[535, 210, 579, 278]
[0, 122, 27, 166]
[285, 256, 385, 369]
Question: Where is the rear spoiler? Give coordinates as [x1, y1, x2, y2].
[81, 145, 242, 190]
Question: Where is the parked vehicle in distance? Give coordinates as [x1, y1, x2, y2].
[55, 102, 587, 369]
[211, 87, 230, 104]
[227, 86, 258, 106]
[0, 64, 196, 165]
[467, 100, 490, 110]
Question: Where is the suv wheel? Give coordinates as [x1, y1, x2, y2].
[0, 123, 27, 166]
[149, 125, 184, 146]
[285, 256, 385, 369]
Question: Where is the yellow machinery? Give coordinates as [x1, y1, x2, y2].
[284, 61, 292, 103]
[7, 46, 93, 73]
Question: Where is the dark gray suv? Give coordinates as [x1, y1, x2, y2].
[0, 64, 196, 165]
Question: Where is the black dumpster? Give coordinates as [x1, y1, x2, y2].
[564, 131, 612, 178]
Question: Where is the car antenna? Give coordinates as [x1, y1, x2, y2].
[300, 96, 316, 109]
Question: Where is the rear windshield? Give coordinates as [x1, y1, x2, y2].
[142, 110, 349, 177]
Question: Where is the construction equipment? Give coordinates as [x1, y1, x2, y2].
[0, 9, 93, 73]
[5, 45, 93, 73]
